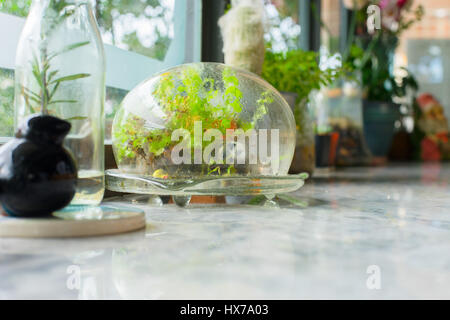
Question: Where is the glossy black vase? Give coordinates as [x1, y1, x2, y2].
[0, 115, 77, 217]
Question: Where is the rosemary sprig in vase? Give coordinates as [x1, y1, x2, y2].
[22, 41, 91, 117]
[20, 1, 91, 118]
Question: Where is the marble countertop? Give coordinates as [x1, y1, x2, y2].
[1, 164, 450, 299]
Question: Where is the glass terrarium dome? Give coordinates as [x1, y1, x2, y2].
[112, 63, 296, 179]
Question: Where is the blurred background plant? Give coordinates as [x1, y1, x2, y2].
[344, 0, 424, 102]
[0, 0, 32, 17]
[264, 0, 301, 52]
[336, 0, 426, 159]
[262, 49, 342, 104]
[0, 68, 14, 137]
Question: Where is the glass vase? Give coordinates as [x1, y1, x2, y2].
[281, 92, 315, 176]
[14, 0, 106, 205]
[310, 74, 372, 166]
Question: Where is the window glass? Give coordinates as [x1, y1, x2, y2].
[394, 0, 450, 119]
[0, 68, 14, 137]
[0, 0, 175, 61]
[0, 0, 31, 17]
[0, 0, 199, 140]
[105, 87, 127, 141]
[96, 0, 174, 61]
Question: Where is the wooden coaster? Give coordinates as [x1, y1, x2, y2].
[0, 205, 145, 238]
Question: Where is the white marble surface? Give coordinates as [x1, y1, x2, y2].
[1, 164, 450, 299]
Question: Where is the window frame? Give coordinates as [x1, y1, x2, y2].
[0, 0, 202, 143]
[299, 0, 322, 52]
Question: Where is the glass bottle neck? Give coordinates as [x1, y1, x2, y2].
[30, 0, 93, 21]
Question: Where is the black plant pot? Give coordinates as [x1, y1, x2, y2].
[363, 100, 401, 157]
[0, 115, 77, 217]
[315, 134, 332, 168]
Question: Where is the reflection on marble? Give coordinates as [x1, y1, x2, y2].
[1, 164, 450, 299]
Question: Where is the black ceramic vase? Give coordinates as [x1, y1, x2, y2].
[0, 115, 77, 217]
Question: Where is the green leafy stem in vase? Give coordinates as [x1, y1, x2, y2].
[20, 1, 91, 119]
[21, 40, 91, 118]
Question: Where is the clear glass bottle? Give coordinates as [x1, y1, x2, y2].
[310, 73, 372, 166]
[14, 0, 105, 205]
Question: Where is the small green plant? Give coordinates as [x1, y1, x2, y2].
[19, 1, 91, 116]
[262, 49, 345, 138]
[114, 66, 273, 178]
[262, 49, 340, 104]
[22, 41, 91, 115]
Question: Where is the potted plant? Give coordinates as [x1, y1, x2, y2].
[345, 0, 423, 158]
[262, 49, 343, 174]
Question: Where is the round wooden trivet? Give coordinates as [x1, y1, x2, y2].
[0, 205, 145, 238]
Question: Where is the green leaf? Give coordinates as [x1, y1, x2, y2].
[30, 52, 44, 89]
[65, 116, 88, 121]
[48, 99, 77, 105]
[23, 86, 41, 101]
[47, 70, 59, 83]
[51, 73, 90, 84]
[32, 65, 43, 89]
[23, 92, 40, 104]
[48, 41, 90, 60]
[49, 81, 60, 101]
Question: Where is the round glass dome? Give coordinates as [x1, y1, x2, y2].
[112, 63, 296, 178]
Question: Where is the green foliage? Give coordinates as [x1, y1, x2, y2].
[0, 69, 14, 137]
[345, 2, 424, 102]
[0, 0, 171, 61]
[113, 66, 273, 176]
[22, 26, 91, 114]
[262, 49, 340, 104]
[94, 0, 172, 61]
[0, 1, 90, 136]
[121, 30, 170, 61]
[351, 33, 418, 102]
[398, 4, 425, 35]
[0, 0, 32, 17]
[1, 0, 169, 137]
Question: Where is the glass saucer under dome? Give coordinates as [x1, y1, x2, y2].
[108, 63, 306, 199]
